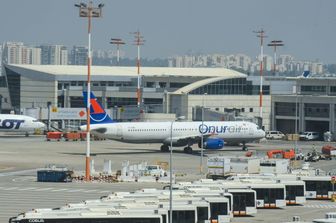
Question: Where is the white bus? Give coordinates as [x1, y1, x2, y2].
[9, 209, 164, 223]
[171, 182, 257, 216]
[300, 176, 334, 200]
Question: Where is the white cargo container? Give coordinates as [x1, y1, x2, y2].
[207, 156, 231, 176]
[230, 157, 260, 174]
[260, 159, 289, 174]
[207, 156, 260, 179]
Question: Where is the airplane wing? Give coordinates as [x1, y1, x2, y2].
[163, 133, 217, 145]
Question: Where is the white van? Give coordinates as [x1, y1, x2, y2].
[299, 132, 319, 141]
[265, 131, 285, 140]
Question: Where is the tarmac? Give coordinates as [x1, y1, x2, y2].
[0, 133, 336, 222]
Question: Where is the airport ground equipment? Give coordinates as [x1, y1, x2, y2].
[46, 131, 63, 141]
[172, 180, 258, 216]
[10, 186, 235, 223]
[9, 209, 164, 223]
[321, 145, 336, 159]
[227, 175, 306, 205]
[267, 149, 295, 159]
[259, 159, 289, 174]
[207, 156, 260, 179]
[301, 175, 335, 200]
[37, 165, 73, 182]
[270, 173, 335, 200]
[63, 132, 81, 141]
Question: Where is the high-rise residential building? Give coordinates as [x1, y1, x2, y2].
[236, 54, 252, 71]
[263, 55, 273, 72]
[39, 44, 68, 65]
[2, 42, 41, 65]
[29, 47, 41, 65]
[21, 47, 31, 64]
[70, 46, 88, 65]
[2, 42, 25, 64]
[60, 49, 68, 65]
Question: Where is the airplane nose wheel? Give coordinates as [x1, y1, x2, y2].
[184, 147, 193, 154]
[160, 145, 169, 152]
[242, 142, 248, 151]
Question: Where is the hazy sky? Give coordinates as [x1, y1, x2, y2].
[1, 0, 335, 63]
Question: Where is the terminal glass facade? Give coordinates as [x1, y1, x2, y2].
[304, 103, 329, 118]
[301, 85, 327, 94]
[189, 78, 270, 95]
[275, 102, 296, 116]
[4, 67, 20, 110]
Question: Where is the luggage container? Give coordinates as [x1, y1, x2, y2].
[46, 131, 62, 141]
[321, 145, 336, 159]
[260, 159, 289, 174]
[79, 131, 87, 141]
[37, 170, 72, 182]
[63, 132, 81, 141]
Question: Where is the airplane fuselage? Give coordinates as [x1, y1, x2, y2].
[0, 114, 45, 134]
[86, 121, 265, 146]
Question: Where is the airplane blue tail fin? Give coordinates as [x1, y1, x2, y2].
[83, 91, 115, 124]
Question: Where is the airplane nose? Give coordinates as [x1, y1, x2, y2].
[39, 122, 46, 129]
[260, 130, 266, 138]
[79, 125, 86, 131]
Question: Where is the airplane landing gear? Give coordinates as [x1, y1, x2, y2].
[183, 147, 193, 154]
[242, 142, 248, 151]
[160, 145, 169, 152]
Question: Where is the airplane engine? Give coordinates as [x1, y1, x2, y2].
[199, 138, 224, 150]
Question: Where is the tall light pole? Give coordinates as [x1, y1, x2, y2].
[131, 30, 145, 108]
[110, 38, 125, 65]
[254, 29, 267, 126]
[75, 1, 104, 181]
[294, 83, 298, 153]
[200, 92, 207, 174]
[267, 40, 284, 76]
[169, 119, 174, 223]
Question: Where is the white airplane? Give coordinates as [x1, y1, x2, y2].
[0, 114, 46, 137]
[81, 92, 265, 153]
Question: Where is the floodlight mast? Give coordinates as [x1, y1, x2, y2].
[110, 38, 125, 65]
[131, 30, 145, 108]
[267, 40, 284, 75]
[254, 29, 267, 126]
[75, 1, 104, 181]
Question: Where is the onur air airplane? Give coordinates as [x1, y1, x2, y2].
[0, 114, 45, 136]
[81, 92, 265, 153]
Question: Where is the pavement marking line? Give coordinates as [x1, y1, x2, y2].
[50, 188, 68, 192]
[303, 204, 336, 209]
[17, 187, 37, 191]
[83, 189, 97, 193]
[3, 187, 19, 190]
[0, 169, 37, 177]
[66, 189, 84, 192]
[34, 187, 54, 191]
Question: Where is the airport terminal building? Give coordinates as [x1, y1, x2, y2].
[1, 63, 336, 135]
[1, 64, 271, 129]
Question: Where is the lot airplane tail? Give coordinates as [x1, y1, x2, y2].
[83, 92, 114, 124]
